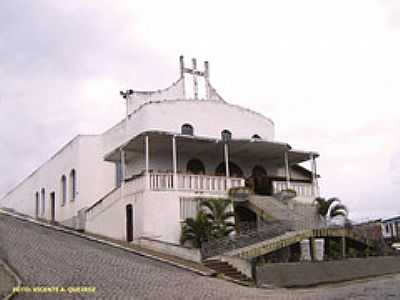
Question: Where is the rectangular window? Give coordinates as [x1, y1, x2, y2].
[180, 197, 200, 221]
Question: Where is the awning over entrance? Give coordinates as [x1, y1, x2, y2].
[104, 130, 319, 165]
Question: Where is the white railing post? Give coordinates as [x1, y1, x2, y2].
[172, 135, 178, 190]
[284, 150, 291, 190]
[120, 147, 126, 201]
[145, 135, 150, 189]
[224, 143, 231, 191]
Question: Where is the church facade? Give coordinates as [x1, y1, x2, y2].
[1, 57, 320, 245]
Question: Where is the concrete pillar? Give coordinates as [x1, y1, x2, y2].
[172, 135, 178, 190]
[224, 143, 230, 189]
[341, 236, 346, 258]
[284, 151, 291, 189]
[120, 148, 126, 201]
[300, 239, 312, 261]
[312, 238, 325, 261]
[145, 135, 150, 189]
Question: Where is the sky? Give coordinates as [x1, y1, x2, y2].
[0, 0, 399, 221]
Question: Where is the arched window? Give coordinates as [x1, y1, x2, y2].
[69, 169, 76, 201]
[181, 123, 194, 135]
[221, 129, 232, 142]
[252, 134, 261, 139]
[41, 188, 45, 216]
[186, 158, 206, 175]
[215, 161, 243, 177]
[252, 165, 267, 177]
[61, 175, 67, 206]
[35, 192, 40, 218]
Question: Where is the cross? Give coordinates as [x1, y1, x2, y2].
[179, 56, 210, 100]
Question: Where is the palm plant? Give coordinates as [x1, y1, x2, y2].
[200, 198, 236, 239]
[314, 197, 348, 220]
[180, 210, 213, 248]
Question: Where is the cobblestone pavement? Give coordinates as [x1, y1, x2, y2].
[0, 262, 16, 298]
[0, 214, 400, 300]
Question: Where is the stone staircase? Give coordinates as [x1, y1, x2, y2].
[226, 229, 311, 259]
[248, 195, 321, 229]
[203, 258, 252, 284]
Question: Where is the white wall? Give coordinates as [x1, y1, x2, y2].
[0, 135, 115, 224]
[102, 100, 275, 156]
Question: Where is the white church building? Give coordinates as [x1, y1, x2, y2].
[1, 57, 320, 246]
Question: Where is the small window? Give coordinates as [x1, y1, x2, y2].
[252, 134, 261, 139]
[69, 169, 76, 201]
[181, 123, 194, 135]
[41, 188, 45, 216]
[221, 129, 232, 142]
[61, 175, 67, 206]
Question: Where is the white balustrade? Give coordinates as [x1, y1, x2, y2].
[272, 181, 314, 197]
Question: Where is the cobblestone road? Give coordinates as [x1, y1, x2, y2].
[0, 214, 399, 299]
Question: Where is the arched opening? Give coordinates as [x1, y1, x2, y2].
[215, 161, 243, 177]
[186, 158, 206, 174]
[50, 192, 56, 222]
[252, 134, 261, 139]
[41, 188, 45, 216]
[61, 175, 67, 206]
[126, 204, 133, 242]
[69, 169, 76, 201]
[35, 192, 39, 218]
[234, 204, 258, 232]
[249, 165, 271, 195]
[181, 123, 194, 136]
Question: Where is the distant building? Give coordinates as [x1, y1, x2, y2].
[382, 216, 400, 242]
[0, 56, 320, 245]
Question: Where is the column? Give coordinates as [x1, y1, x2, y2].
[145, 135, 150, 189]
[224, 143, 230, 190]
[120, 147, 126, 200]
[172, 135, 178, 190]
[284, 151, 291, 189]
[300, 239, 312, 261]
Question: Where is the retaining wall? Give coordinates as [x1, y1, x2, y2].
[256, 256, 400, 287]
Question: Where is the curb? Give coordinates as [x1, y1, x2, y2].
[0, 209, 214, 277]
[0, 258, 22, 300]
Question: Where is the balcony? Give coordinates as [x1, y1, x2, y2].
[149, 172, 245, 194]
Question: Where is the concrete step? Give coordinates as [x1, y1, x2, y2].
[203, 259, 252, 283]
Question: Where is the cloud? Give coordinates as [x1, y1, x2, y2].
[0, 0, 399, 221]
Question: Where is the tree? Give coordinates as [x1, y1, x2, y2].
[180, 210, 213, 248]
[200, 198, 236, 239]
[314, 197, 348, 220]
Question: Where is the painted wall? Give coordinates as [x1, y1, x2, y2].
[102, 100, 275, 156]
[0, 135, 115, 224]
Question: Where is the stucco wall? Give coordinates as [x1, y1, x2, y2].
[102, 100, 275, 156]
[256, 256, 400, 287]
[0, 135, 115, 224]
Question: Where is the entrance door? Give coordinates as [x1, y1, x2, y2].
[50, 192, 56, 222]
[126, 204, 133, 242]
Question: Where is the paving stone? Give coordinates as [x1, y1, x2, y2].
[1, 214, 400, 299]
